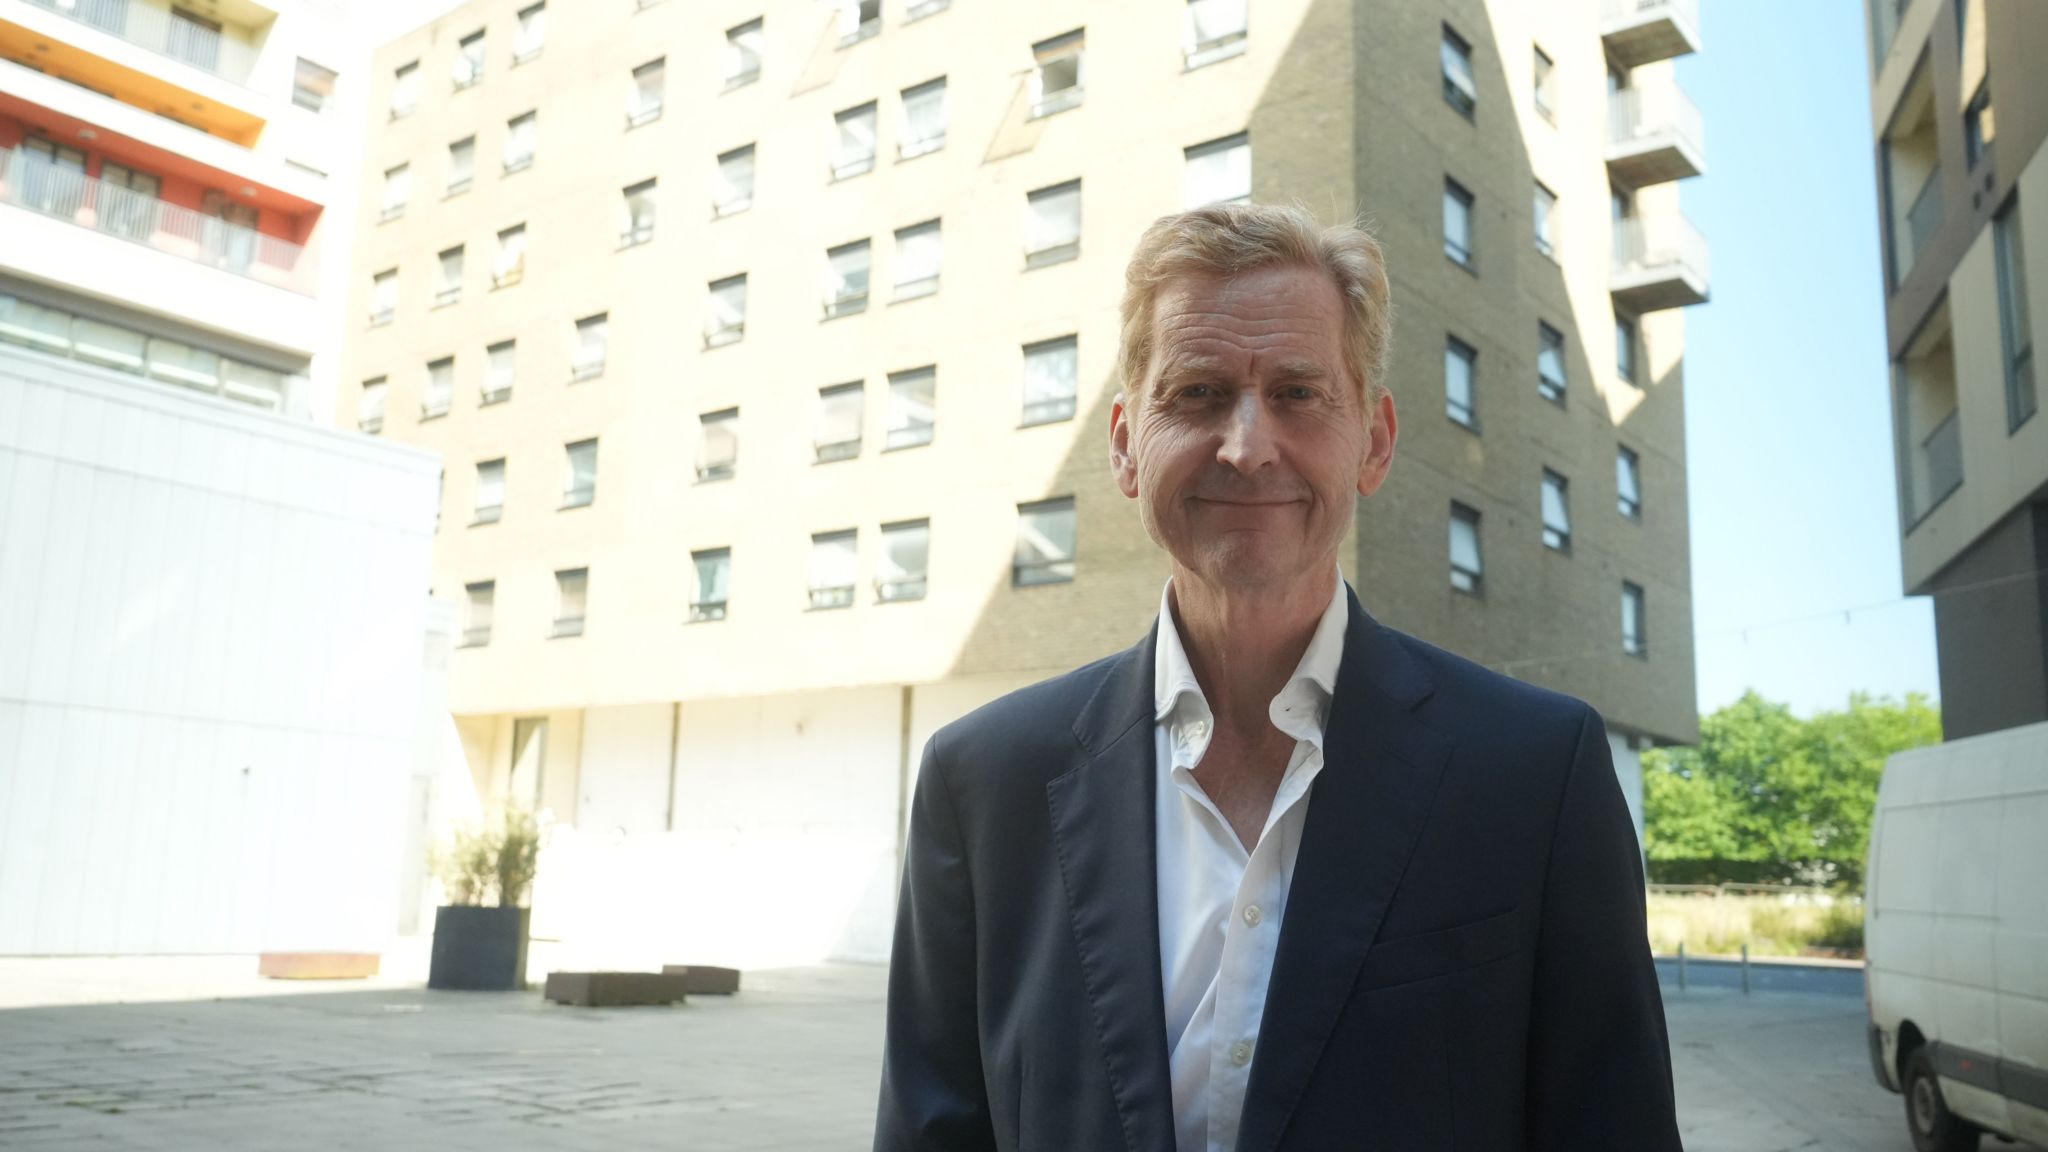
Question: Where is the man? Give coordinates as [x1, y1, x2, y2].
[874, 203, 1681, 1151]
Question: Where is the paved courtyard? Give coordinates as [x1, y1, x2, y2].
[0, 953, 1917, 1151]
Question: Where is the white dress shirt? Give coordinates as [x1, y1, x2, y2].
[1154, 572, 1350, 1152]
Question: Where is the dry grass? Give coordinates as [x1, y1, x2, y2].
[1645, 894, 1864, 958]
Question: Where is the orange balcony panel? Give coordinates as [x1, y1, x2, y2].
[0, 16, 262, 146]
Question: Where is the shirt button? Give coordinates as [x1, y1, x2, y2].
[1229, 1040, 1253, 1067]
[1242, 905, 1263, 927]
[1189, 719, 1209, 740]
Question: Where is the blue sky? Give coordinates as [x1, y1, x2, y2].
[1675, 3, 1941, 718]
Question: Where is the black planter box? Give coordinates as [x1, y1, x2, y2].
[428, 905, 530, 991]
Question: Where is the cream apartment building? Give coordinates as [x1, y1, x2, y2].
[350, 0, 1706, 966]
[1869, 0, 2047, 740]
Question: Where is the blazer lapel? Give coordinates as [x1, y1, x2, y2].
[1233, 590, 1454, 1152]
[1046, 625, 1177, 1152]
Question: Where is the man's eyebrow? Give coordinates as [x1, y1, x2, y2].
[1270, 360, 1330, 382]
[1151, 355, 1229, 389]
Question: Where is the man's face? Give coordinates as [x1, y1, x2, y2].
[1110, 264, 1396, 593]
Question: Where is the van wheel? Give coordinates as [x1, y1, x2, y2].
[1905, 1048, 1980, 1152]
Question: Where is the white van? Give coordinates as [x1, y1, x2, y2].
[1865, 719, 2048, 1151]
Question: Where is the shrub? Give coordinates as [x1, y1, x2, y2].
[431, 809, 544, 908]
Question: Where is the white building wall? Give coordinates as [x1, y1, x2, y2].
[0, 345, 438, 954]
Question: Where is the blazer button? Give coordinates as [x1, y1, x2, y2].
[1229, 1040, 1253, 1067]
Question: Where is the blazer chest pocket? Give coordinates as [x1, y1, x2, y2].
[1355, 905, 1522, 992]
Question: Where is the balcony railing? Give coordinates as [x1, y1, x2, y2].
[0, 149, 311, 294]
[1919, 408, 1963, 513]
[21, 0, 260, 86]
[1905, 170, 1944, 274]
[1607, 84, 1705, 184]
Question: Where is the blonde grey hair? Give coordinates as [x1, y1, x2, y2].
[1117, 202, 1394, 408]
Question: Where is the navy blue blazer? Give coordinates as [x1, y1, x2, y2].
[874, 589, 1681, 1151]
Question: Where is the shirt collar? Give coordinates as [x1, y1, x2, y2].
[1153, 568, 1351, 726]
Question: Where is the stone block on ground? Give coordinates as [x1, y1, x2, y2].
[258, 953, 380, 980]
[543, 970, 688, 1007]
[662, 965, 741, 995]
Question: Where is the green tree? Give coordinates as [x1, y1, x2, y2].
[1643, 690, 1940, 890]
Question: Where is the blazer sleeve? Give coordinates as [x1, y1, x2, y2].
[1524, 706, 1683, 1151]
[873, 735, 998, 1152]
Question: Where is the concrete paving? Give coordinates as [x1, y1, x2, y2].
[0, 953, 1922, 1151]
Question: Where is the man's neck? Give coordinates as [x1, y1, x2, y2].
[1169, 562, 1338, 732]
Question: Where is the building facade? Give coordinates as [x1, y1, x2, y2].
[351, 0, 1704, 967]
[1869, 0, 2048, 740]
[0, 0, 444, 955]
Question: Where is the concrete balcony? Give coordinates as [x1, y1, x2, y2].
[0, 147, 317, 353]
[0, 0, 273, 144]
[1600, 0, 1700, 69]
[1612, 213, 1710, 313]
[1608, 83, 1705, 187]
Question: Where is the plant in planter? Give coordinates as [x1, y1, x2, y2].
[427, 809, 543, 991]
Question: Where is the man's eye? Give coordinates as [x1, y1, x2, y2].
[1180, 385, 1213, 399]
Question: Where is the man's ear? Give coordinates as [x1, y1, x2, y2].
[1110, 391, 1140, 499]
[1356, 387, 1397, 498]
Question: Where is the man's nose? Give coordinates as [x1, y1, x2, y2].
[1216, 391, 1279, 474]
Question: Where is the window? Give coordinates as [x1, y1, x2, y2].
[423, 357, 454, 418]
[620, 179, 657, 247]
[1617, 445, 1642, 519]
[1615, 314, 1637, 384]
[1026, 180, 1082, 268]
[483, 341, 515, 404]
[894, 220, 942, 300]
[474, 458, 505, 523]
[906, 0, 949, 19]
[1622, 582, 1646, 655]
[878, 520, 930, 602]
[493, 224, 527, 288]
[824, 240, 871, 317]
[725, 19, 764, 89]
[1449, 503, 1482, 593]
[1015, 497, 1077, 585]
[462, 581, 494, 646]
[446, 136, 475, 195]
[552, 568, 588, 636]
[503, 112, 537, 172]
[816, 383, 864, 461]
[629, 58, 665, 127]
[95, 163, 159, 240]
[1441, 25, 1476, 118]
[293, 58, 337, 111]
[434, 246, 464, 306]
[562, 439, 598, 508]
[900, 78, 947, 159]
[1541, 469, 1571, 551]
[691, 549, 731, 621]
[1445, 336, 1477, 429]
[390, 61, 419, 118]
[1538, 322, 1566, 403]
[1031, 30, 1085, 118]
[886, 366, 937, 449]
[1964, 80, 1994, 169]
[1532, 47, 1555, 121]
[715, 145, 756, 216]
[1444, 178, 1474, 268]
[514, 2, 546, 63]
[837, 0, 880, 46]
[809, 531, 858, 609]
[1184, 132, 1251, 208]
[1186, 0, 1248, 67]
[1533, 181, 1557, 257]
[698, 408, 738, 481]
[706, 275, 747, 346]
[572, 313, 608, 381]
[370, 269, 397, 326]
[380, 164, 410, 220]
[1023, 335, 1079, 425]
[834, 101, 878, 179]
[1994, 197, 2036, 430]
[453, 30, 485, 89]
[358, 376, 387, 433]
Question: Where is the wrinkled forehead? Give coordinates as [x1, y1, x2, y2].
[1147, 265, 1350, 376]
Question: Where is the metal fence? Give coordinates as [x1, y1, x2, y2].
[21, 0, 260, 85]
